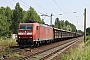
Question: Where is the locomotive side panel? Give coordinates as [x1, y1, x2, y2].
[36, 25, 54, 41]
[33, 23, 39, 41]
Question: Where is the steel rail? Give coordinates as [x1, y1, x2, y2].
[18, 37, 82, 60]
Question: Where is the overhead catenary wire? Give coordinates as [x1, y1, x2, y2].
[19, 0, 47, 15]
[13, 0, 29, 8]
[3, 0, 13, 6]
[53, 0, 71, 20]
[59, 0, 83, 21]
[13, 0, 45, 15]
[13, 0, 49, 23]
[59, 0, 73, 20]
[33, 0, 47, 14]
[59, 0, 68, 13]
[33, 0, 42, 9]
[33, 0, 49, 21]
[19, 0, 30, 7]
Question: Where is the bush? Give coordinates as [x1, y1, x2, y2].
[60, 40, 90, 60]
[86, 35, 90, 40]
[0, 38, 17, 50]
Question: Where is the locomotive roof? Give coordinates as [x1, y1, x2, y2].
[19, 23, 36, 24]
[19, 23, 52, 28]
[39, 24, 52, 28]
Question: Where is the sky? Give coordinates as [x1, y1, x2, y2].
[0, 0, 90, 31]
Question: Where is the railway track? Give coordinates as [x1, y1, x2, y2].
[0, 37, 82, 60]
[18, 37, 82, 60]
[0, 46, 26, 53]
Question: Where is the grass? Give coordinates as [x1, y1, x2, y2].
[86, 35, 90, 41]
[0, 37, 17, 58]
[0, 37, 17, 50]
[85, 39, 90, 46]
[32, 55, 41, 58]
[6, 53, 24, 58]
[60, 36, 90, 60]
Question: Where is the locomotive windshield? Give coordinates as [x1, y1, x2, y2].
[20, 25, 26, 29]
[27, 26, 33, 30]
[19, 24, 33, 30]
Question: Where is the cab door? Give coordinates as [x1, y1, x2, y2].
[36, 26, 40, 40]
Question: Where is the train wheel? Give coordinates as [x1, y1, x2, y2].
[34, 41, 37, 47]
[37, 41, 40, 47]
[34, 41, 40, 47]
[46, 40, 49, 44]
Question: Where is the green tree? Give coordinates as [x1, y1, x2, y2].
[77, 30, 84, 34]
[60, 20, 65, 29]
[0, 7, 10, 36]
[0, 7, 5, 15]
[86, 27, 90, 36]
[22, 10, 27, 22]
[65, 20, 69, 26]
[0, 15, 8, 36]
[66, 25, 72, 31]
[25, 6, 42, 23]
[69, 23, 76, 32]
[55, 17, 60, 28]
[54, 18, 77, 32]
[12, 2, 23, 33]
[0, 3, 44, 37]
[5, 6, 13, 34]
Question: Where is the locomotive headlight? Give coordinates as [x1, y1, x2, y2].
[29, 37, 32, 38]
[19, 36, 20, 38]
[27, 32, 32, 35]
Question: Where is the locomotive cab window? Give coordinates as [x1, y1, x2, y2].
[19, 24, 33, 30]
[19, 25, 26, 30]
[27, 26, 33, 30]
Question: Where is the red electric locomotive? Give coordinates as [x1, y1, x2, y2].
[16, 20, 82, 47]
[16, 22, 54, 46]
